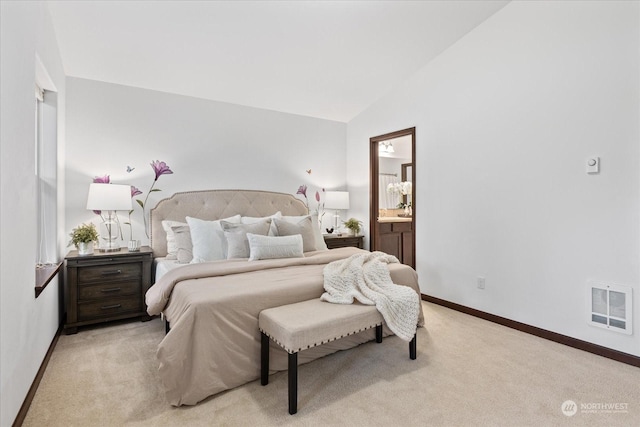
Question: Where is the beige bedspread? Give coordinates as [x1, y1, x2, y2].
[146, 247, 424, 406]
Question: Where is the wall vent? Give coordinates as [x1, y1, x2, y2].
[587, 281, 632, 335]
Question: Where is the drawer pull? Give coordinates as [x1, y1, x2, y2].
[101, 269, 122, 276]
[101, 304, 122, 310]
[101, 287, 122, 293]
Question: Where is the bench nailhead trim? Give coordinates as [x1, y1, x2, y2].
[259, 322, 383, 354]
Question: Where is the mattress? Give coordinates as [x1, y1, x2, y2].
[154, 257, 186, 283]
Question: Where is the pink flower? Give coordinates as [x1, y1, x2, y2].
[294, 179, 325, 219]
[130, 186, 142, 197]
[139, 161, 174, 237]
[151, 160, 173, 181]
[93, 175, 110, 184]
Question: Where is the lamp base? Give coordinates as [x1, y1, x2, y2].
[97, 247, 122, 253]
[99, 214, 122, 253]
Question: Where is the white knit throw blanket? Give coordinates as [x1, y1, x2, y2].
[321, 251, 420, 341]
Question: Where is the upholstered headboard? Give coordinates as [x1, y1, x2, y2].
[149, 189, 308, 257]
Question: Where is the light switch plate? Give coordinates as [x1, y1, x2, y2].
[586, 157, 599, 174]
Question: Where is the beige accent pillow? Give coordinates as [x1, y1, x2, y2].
[273, 216, 316, 253]
[241, 212, 282, 236]
[171, 225, 193, 264]
[161, 220, 188, 260]
[246, 233, 304, 261]
[281, 213, 328, 251]
[221, 219, 272, 259]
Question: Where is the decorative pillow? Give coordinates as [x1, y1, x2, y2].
[241, 212, 282, 236]
[246, 233, 304, 261]
[221, 219, 272, 259]
[171, 225, 193, 264]
[161, 220, 188, 260]
[186, 215, 241, 263]
[273, 216, 318, 252]
[281, 213, 328, 251]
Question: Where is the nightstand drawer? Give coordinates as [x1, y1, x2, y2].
[77, 263, 141, 284]
[78, 280, 141, 301]
[326, 237, 359, 248]
[324, 235, 364, 249]
[78, 296, 142, 321]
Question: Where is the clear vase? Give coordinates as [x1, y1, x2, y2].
[99, 217, 121, 252]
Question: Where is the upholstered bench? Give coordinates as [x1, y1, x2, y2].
[259, 299, 417, 415]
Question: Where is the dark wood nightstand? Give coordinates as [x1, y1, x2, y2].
[323, 234, 364, 249]
[64, 247, 153, 334]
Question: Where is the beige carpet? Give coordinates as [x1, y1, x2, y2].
[23, 302, 640, 426]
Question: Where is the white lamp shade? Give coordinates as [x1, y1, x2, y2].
[86, 183, 132, 211]
[324, 191, 350, 210]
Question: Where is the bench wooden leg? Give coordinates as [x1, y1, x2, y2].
[288, 352, 298, 415]
[375, 324, 382, 343]
[261, 332, 269, 386]
[409, 333, 417, 360]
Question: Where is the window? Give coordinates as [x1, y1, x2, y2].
[34, 55, 61, 296]
[35, 85, 58, 266]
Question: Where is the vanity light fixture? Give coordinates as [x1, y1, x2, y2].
[379, 141, 395, 154]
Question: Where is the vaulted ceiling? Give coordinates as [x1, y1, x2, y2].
[47, 1, 508, 122]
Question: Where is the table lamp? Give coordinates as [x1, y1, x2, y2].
[86, 183, 132, 252]
[324, 191, 350, 232]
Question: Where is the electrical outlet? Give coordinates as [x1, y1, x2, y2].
[586, 156, 600, 174]
[477, 277, 485, 290]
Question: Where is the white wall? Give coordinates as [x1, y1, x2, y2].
[0, 1, 66, 425]
[65, 78, 346, 244]
[347, 1, 640, 356]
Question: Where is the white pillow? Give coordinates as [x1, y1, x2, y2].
[161, 220, 188, 259]
[241, 212, 282, 236]
[247, 233, 304, 261]
[281, 213, 328, 251]
[221, 219, 272, 259]
[186, 215, 241, 263]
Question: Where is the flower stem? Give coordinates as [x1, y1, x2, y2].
[128, 211, 134, 241]
[142, 180, 157, 238]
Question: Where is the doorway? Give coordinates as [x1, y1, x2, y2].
[370, 127, 415, 268]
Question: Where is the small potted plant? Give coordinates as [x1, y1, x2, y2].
[68, 223, 99, 256]
[342, 218, 363, 236]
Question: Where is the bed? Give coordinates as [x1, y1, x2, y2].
[145, 189, 424, 406]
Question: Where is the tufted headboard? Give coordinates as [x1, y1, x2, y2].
[149, 189, 308, 257]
